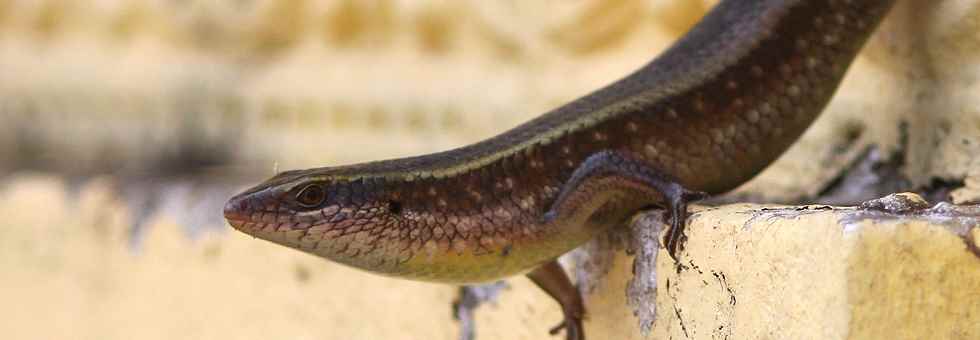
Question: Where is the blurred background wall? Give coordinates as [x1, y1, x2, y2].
[0, 0, 713, 242]
[0, 0, 711, 176]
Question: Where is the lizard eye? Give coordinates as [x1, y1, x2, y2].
[295, 184, 327, 208]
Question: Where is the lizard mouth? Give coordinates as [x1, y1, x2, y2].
[224, 217, 246, 230]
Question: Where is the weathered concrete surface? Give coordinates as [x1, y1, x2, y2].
[631, 202, 980, 340]
[464, 196, 980, 340]
[474, 196, 980, 340]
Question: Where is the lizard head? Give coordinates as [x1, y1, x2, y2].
[223, 168, 403, 269]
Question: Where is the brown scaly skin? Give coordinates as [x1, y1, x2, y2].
[224, 1, 897, 339]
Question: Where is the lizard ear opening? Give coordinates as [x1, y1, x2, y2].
[295, 184, 327, 208]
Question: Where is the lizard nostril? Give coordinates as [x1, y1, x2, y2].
[224, 195, 249, 222]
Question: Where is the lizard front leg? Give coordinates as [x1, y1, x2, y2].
[543, 150, 707, 260]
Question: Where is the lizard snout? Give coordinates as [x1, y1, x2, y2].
[223, 193, 252, 229]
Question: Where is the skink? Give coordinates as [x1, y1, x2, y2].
[224, 1, 896, 339]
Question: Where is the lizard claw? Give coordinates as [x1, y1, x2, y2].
[548, 315, 584, 340]
[548, 320, 566, 335]
[664, 187, 708, 261]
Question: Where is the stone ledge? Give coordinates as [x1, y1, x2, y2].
[569, 196, 980, 340]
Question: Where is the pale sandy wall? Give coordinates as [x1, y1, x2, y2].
[0, 0, 707, 170]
